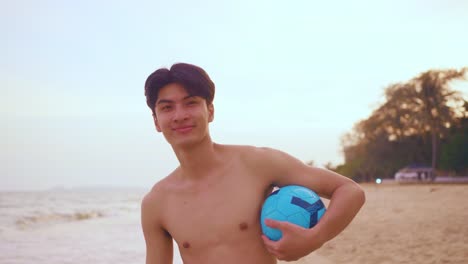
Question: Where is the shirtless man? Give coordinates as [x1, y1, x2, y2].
[141, 63, 365, 264]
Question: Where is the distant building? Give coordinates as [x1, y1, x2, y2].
[394, 164, 435, 182]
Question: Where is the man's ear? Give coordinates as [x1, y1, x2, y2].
[153, 114, 162, 132]
[208, 103, 214, 122]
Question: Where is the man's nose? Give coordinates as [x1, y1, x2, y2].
[173, 106, 189, 122]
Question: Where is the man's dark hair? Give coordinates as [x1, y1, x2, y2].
[144, 63, 215, 115]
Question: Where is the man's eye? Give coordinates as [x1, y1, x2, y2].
[161, 105, 171, 111]
[187, 100, 198, 105]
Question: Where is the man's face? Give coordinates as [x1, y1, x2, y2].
[153, 83, 214, 148]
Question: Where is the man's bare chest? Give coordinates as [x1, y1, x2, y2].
[162, 175, 268, 249]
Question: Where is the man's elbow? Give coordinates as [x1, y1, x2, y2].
[352, 183, 366, 208]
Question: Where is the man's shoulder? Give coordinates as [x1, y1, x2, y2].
[218, 143, 276, 157]
[218, 144, 285, 168]
[227, 144, 283, 159]
[142, 169, 180, 206]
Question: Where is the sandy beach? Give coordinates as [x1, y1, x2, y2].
[2, 184, 467, 264]
[280, 183, 468, 264]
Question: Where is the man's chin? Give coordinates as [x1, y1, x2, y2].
[170, 138, 199, 149]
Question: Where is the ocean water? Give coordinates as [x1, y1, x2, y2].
[0, 188, 183, 264]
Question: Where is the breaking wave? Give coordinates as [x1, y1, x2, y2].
[15, 211, 106, 229]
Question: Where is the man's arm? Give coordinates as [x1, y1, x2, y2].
[141, 193, 173, 264]
[252, 147, 365, 261]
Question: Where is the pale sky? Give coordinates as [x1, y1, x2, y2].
[2, 0, 468, 190]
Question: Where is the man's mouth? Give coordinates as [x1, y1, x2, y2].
[173, 126, 194, 133]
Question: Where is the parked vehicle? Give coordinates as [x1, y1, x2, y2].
[395, 164, 435, 182]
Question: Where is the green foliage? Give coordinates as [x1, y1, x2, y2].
[338, 68, 467, 181]
[439, 117, 468, 174]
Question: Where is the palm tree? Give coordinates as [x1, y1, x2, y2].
[411, 68, 467, 171]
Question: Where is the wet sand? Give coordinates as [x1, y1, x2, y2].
[281, 183, 468, 264]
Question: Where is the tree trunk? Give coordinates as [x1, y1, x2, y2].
[431, 128, 437, 170]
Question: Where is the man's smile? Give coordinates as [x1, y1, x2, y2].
[173, 125, 195, 133]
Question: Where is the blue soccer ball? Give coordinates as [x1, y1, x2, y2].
[261, 185, 326, 241]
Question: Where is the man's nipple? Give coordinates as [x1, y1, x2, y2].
[182, 241, 191, 249]
[239, 222, 248, 231]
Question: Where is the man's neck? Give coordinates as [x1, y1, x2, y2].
[172, 136, 223, 179]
